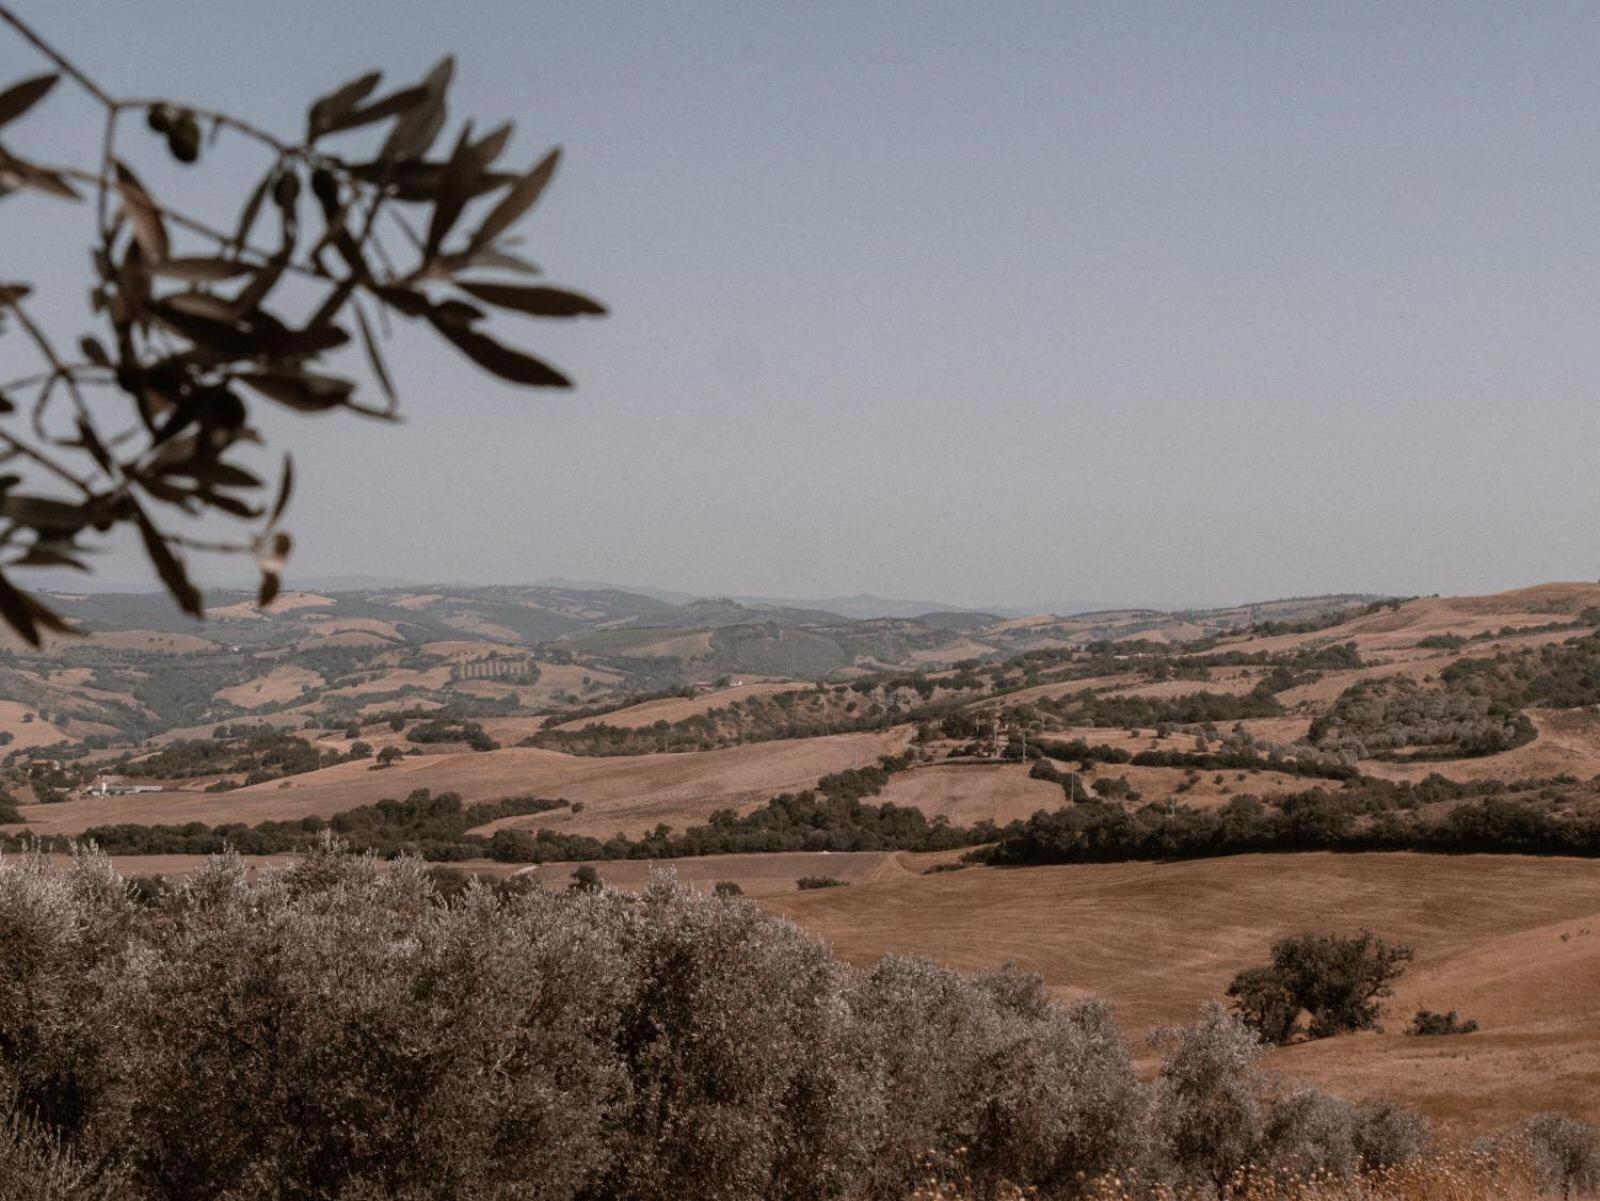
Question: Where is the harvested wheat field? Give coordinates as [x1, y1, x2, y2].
[766, 850, 1600, 1136]
[5, 727, 917, 838]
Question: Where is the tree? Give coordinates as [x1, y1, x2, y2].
[374, 746, 402, 768]
[568, 864, 602, 894]
[0, 7, 605, 644]
[1228, 931, 1413, 1043]
[1225, 965, 1299, 1045]
[347, 741, 371, 760]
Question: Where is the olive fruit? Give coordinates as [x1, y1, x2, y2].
[146, 103, 174, 134]
[168, 111, 201, 164]
[272, 170, 300, 210]
[311, 165, 339, 207]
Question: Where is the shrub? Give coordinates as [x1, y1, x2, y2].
[712, 880, 743, 897]
[1151, 1003, 1265, 1192]
[1516, 1113, 1600, 1199]
[796, 875, 847, 890]
[1408, 1008, 1479, 1036]
[568, 864, 603, 894]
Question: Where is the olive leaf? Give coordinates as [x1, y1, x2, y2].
[0, 73, 57, 129]
[469, 147, 559, 252]
[456, 282, 606, 318]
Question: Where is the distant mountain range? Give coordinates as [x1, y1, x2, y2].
[27, 566, 1323, 627]
[529, 578, 1158, 622]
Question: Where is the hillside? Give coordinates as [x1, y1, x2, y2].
[10, 580, 1600, 1154]
[766, 850, 1600, 1136]
[12, 580, 1600, 849]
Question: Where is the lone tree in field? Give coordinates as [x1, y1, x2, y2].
[0, 5, 604, 644]
[1227, 930, 1413, 1044]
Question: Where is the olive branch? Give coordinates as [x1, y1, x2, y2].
[0, 4, 604, 644]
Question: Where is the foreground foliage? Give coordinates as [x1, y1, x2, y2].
[0, 7, 603, 641]
[0, 844, 1595, 1200]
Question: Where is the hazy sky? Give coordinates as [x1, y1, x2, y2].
[7, 2, 1600, 609]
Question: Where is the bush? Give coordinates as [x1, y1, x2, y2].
[0, 846, 1165, 1199]
[796, 875, 847, 890]
[1407, 1008, 1479, 1036]
[712, 880, 743, 897]
[1515, 1113, 1600, 1199]
[1151, 1002, 1265, 1192]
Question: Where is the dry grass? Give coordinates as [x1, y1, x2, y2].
[628, 629, 717, 659]
[79, 629, 216, 654]
[0, 700, 79, 749]
[551, 681, 802, 732]
[7, 727, 917, 838]
[914, 1149, 1554, 1198]
[875, 763, 1066, 826]
[766, 851, 1600, 1136]
[912, 1149, 1549, 1198]
[208, 591, 335, 620]
[214, 665, 324, 709]
[507, 849, 919, 896]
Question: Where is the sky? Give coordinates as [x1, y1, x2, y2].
[5, 1, 1600, 611]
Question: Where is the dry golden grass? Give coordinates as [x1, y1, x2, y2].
[552, 681, 802, 731]
[931, 1149, 1555, 1199]
[299, 615, 406, 640]
[388, 592, 445, 610]
[907, 638, 1002, 664]
[6, 727, 917, 838]
[213, 664, 324, 709]
[208, 591, 335, 620]
[628, 629, 717, 659]
[508, 849, 922, 896]
[766, 851, 1600, 1136]
[0, 700, 80, 750]
[80, 629, 217, 654]
[440, 613, 523, 641]
[913, 1148, 1550, 1199]
[875, 763, 1065, 826]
